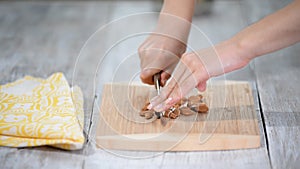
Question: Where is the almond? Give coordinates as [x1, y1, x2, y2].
[180, 97, 188, 105]
[139, 94, 208, 121]
[188, 95, 201, 102]
[164, 109, 171, 118]
[173, 108, 180, 116]
[180, 107, 195, 116]
[169, 112, 178, 119]
[174, 103, 181, 109]
[144, 111, 154, 119]
[198, 103, 209, 113]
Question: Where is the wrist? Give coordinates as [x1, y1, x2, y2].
[162, 0, 195, 22]
[213, 39, 251, 76]
[231, 29, 259, 61]
[155, 0, 194, 43]
[155, 13, 191, 44]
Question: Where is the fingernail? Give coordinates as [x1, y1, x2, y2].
[154, 104, 164, 112]
[165, 98, 173, 105]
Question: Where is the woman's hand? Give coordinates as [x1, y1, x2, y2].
[138, 15, 191, 86]
[138, 0, 195, 86]
[147, 41, 251, 111]
[144, 0, 300, 112]
[138, 33, 186, 86]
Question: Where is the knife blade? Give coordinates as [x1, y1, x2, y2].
[153, 73, 168, 126]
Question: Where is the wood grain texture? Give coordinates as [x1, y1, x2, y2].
[254, 46, 300, 169]
[0, 147, 84, 169]
[0, 0, 110, 163]
[96, 81, 260, 151]
[242, 0, 300, 168]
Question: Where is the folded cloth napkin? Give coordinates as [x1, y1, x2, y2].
[0, 73, 84, 150]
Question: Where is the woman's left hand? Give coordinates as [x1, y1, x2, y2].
[147, 41, 250, 112]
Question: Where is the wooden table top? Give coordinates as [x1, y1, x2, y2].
[0, 0, 299, 169]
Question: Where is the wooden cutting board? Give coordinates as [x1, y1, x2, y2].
[96, 81, 260, 151]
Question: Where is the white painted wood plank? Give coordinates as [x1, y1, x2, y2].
[0, 147, 84, 169]
[0, 1, 274, 168]
[243, 0, 300, 168]
[255, 46, 300, 169]
[0, 1, 110, 167]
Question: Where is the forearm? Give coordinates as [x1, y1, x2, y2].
[208, 0, 300, 78]
[233, 0, 300, 60]
[155, 0, 195, 43]
[161, 0, 195, 22]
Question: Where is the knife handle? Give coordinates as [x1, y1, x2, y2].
[153, 73, 161, 94]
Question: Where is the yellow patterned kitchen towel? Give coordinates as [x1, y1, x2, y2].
[0, 73, 84, 150]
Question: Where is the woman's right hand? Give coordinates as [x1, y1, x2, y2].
[138, 33, 186, 86]
[138, 13, 192, 86]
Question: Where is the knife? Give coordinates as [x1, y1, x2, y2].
[153, 73, 168, 126]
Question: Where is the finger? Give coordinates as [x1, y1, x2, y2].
[152, 64, 186, 103]
[152, 63, 195, 111]
[164, 60, 189, 90]
[196, 81, 207, 92]
[148, 59, 186, 108]
[157, 71, 198, 111]
[153, 54, 200, 111]
[147, 76, 178, 111]
[160, 71, 171, 87]
[147, 85, 173, 110]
